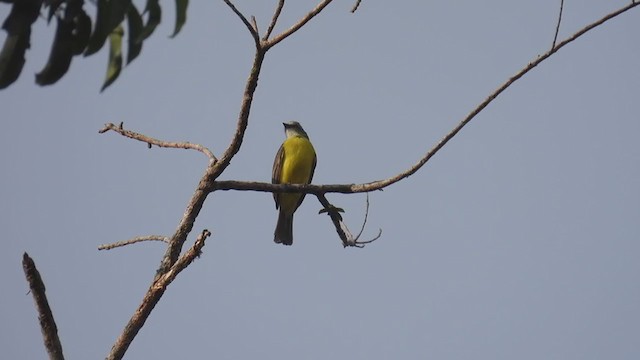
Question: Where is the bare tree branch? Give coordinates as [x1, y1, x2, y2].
[265, 0, 334, 49]
[263, 0, 285, 41]
[105, 230, 211, 360]
[154, 47, 267, 283]
[99, 122, 217, 163]
[552, 0, 565, 48]
[222, 0, 260, 46]
[98, 2, 640, 359]
[214, 1, 640, 197]
[23, 253, 65, 360]
[98, 235, 170, 251]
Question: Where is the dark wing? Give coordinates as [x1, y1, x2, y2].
[308, 152, 317, 183]
[272, 144, 285, 208]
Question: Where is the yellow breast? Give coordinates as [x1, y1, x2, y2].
[280, 136, 316, 184]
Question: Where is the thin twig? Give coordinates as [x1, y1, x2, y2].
[354, 192, 372, 241]
[98, 235, 170, 251]
[353, 229, 382, 247]
[99, 123, 217, 163]
[105, 230, 211, 360]
[251, 16, 259, 34]
[265, 0, 334, 49]
[351, 0, 362, 13]
[23, 253, 65, 360]
[552, 0, 564, 48]
[263, 0, 285, 41]
[349, 192, 382, 247]
[222, 0, 260, 46]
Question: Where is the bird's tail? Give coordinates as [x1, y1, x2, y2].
[274, 210, 294, 245]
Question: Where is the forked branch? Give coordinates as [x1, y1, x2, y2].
[317, 192, 381, 248]
[265, 0, 334, 49]
[105, 229, 211, 360]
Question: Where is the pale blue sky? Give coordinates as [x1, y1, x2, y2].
[2, 1, 639, 359]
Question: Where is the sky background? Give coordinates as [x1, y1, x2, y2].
[1, 1, 639, 359]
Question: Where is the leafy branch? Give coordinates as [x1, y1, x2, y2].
[0, 0, 189, 90]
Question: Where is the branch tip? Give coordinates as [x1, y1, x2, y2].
[351, 0, 362, 13]
[264, 0, 285, 41]
[251, 16, 258, 33]
[99, 123, 217, 161]
[552, 0, 565, 49]
[22, 253, 65, 360]
[98, 236, 170, 251]
[223, 0, 260, 45]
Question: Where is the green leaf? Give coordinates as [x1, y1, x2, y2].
[0, 32, 29, 89]
[126, 4, 143, 64]
[136, 0, 161, 43]
[36, 16, 74, 86]
[84, 0, 110, 55]
[0, 0, 41, 89]
[170, 0, 188, 38]
[85, 0, 131, 56]
[101, 24, 123, 92]
[71, 8, 92, 55]
[46, 0, 65, 23]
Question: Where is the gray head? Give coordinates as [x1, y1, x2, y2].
[283, 121, 309, 139]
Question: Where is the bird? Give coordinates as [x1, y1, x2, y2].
[272, 121, 317, 245]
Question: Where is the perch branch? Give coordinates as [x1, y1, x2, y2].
[214, 1, 640, 196]
[98, 235, 170, 251]
[105, 230, 211, 360]
[265, 0, 334, 49]
[99, 122, 217, 163]
[552, 0, 564, 48]
[23, 253, 65, 360]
